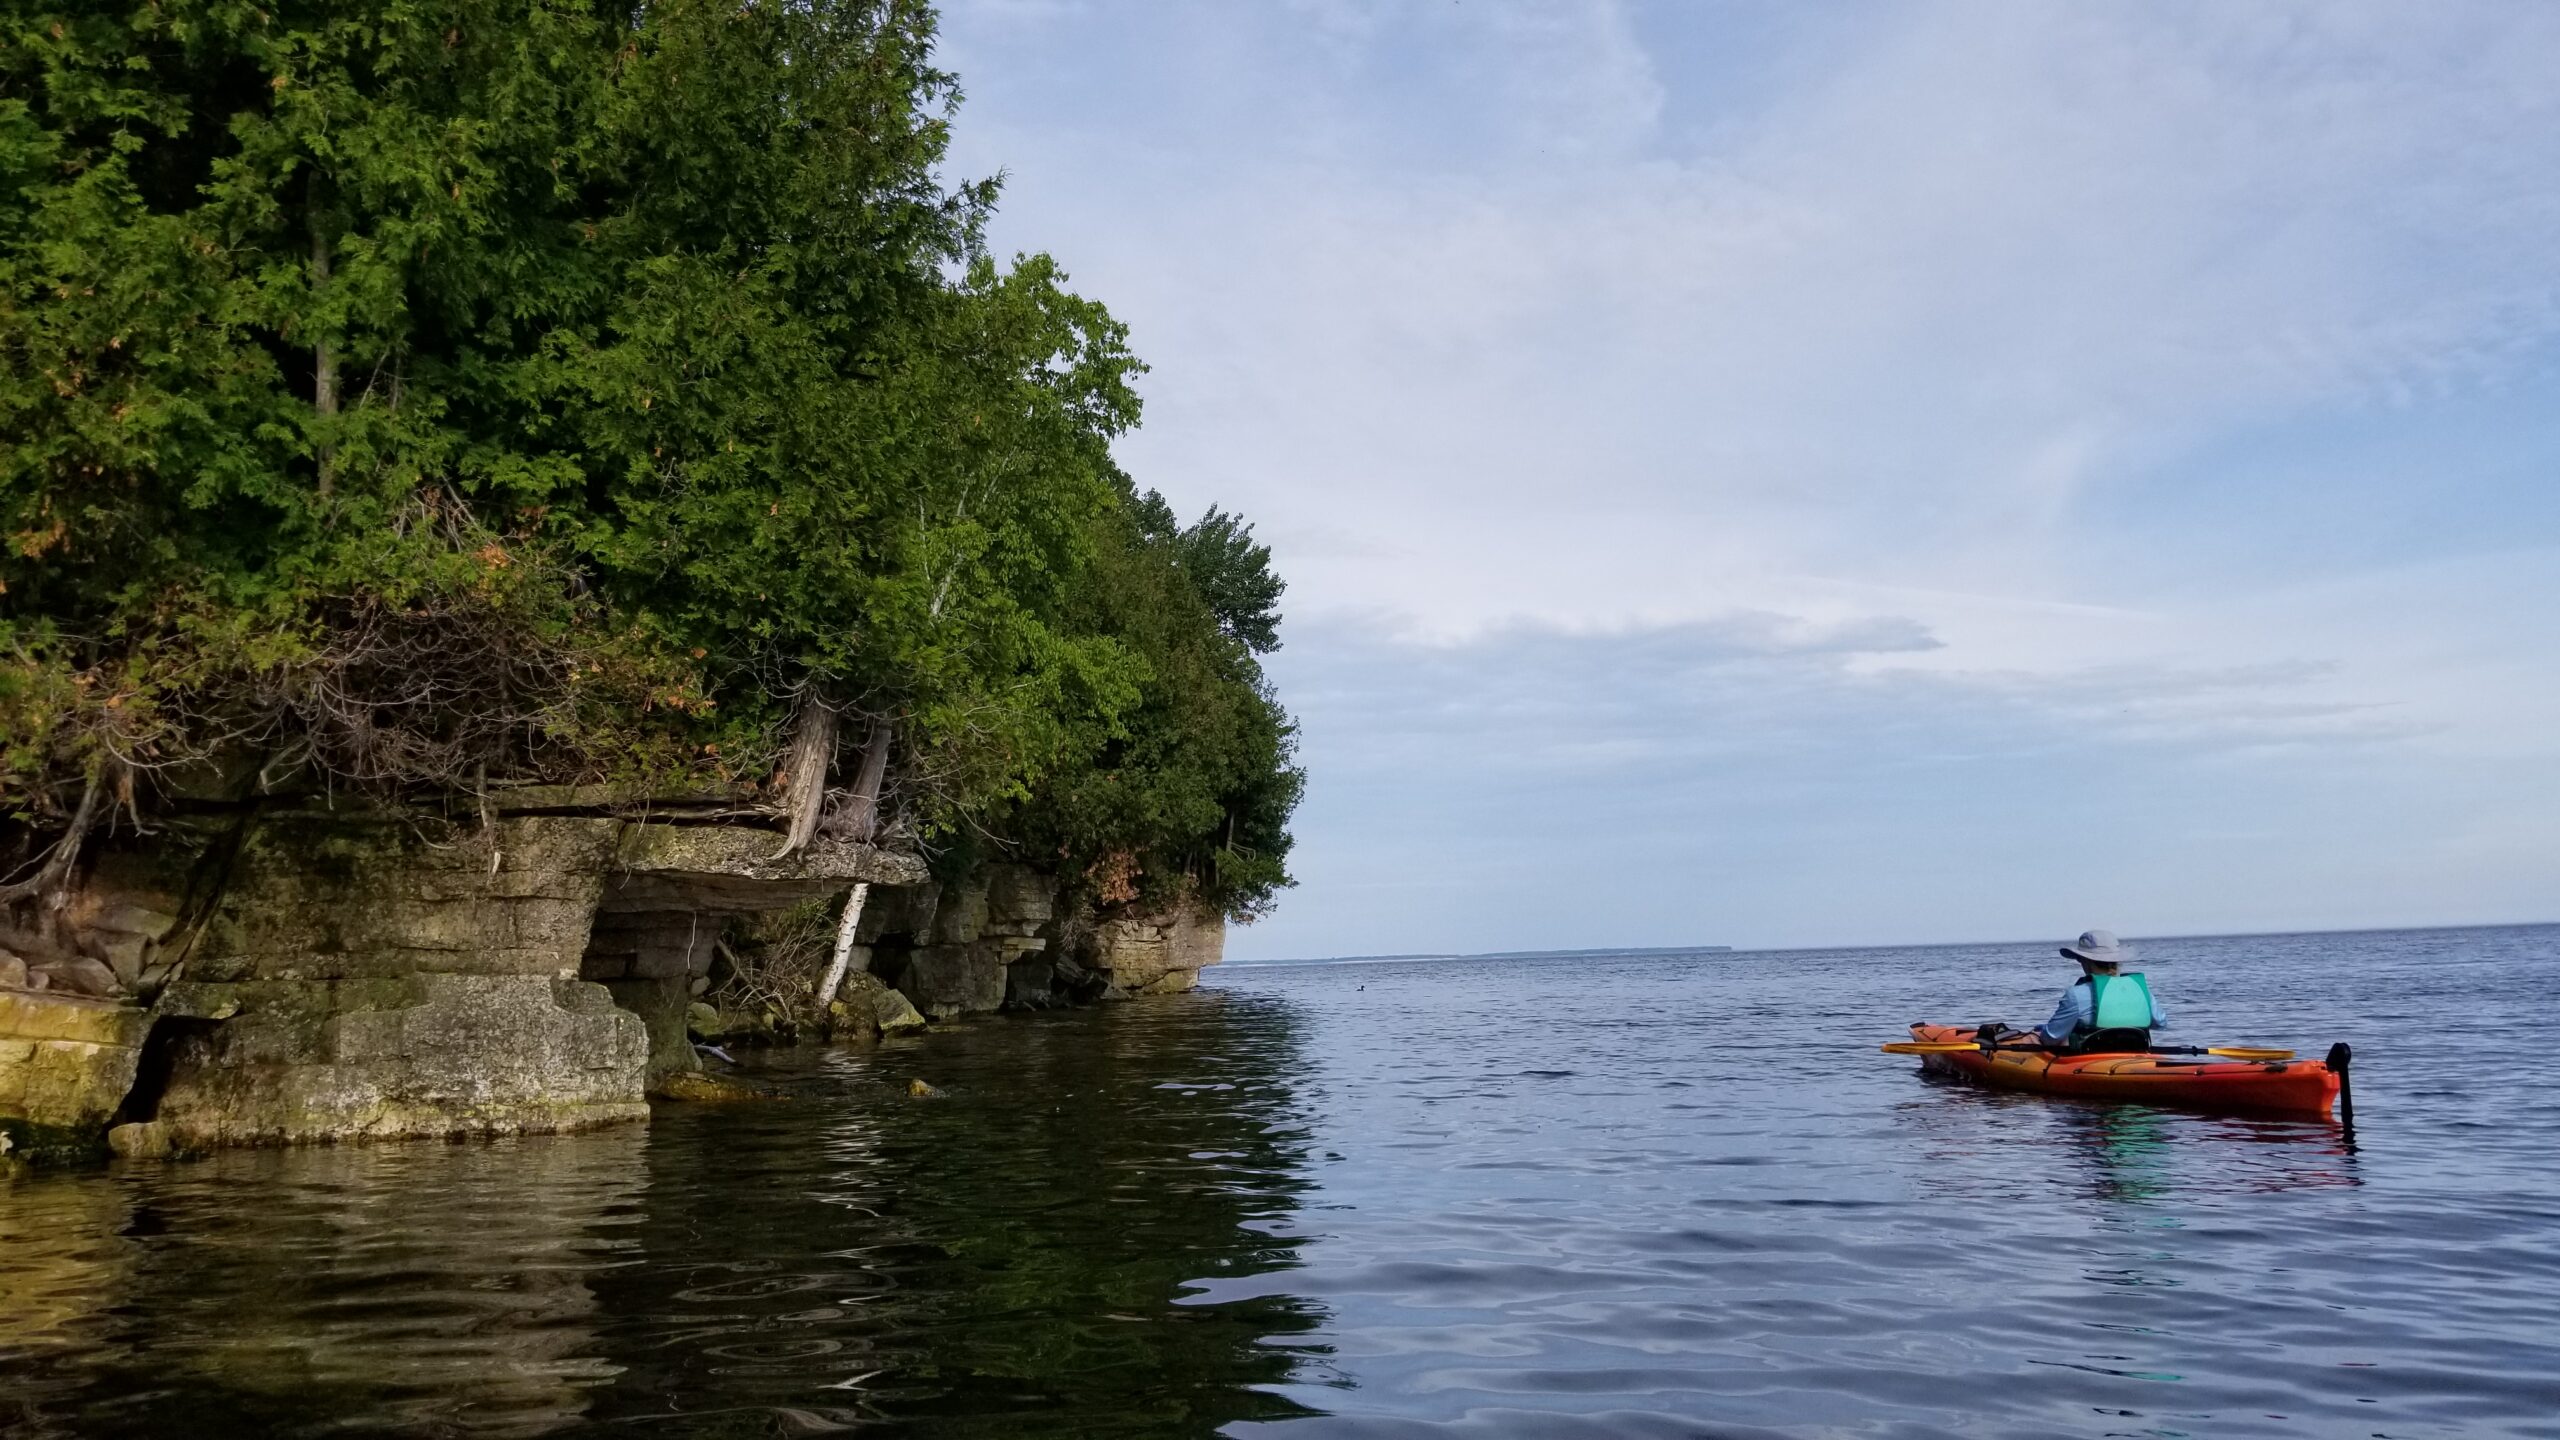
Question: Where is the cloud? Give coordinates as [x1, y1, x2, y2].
[1254, 613, 2555, 953]
[950, 0, 2560, 610]
[935, 0, 2560, 950]
[1282, 612, 2409, 784]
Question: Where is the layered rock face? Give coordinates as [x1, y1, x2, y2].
[0, 990, 150, 1160]
[0, 797, 921, 1156]
[856, 870, 1227, 1013]
[139, 811, 647, 1150]
[0, 796, 1225, 1158]
[865, 864, 1069, 1018]
[1080, 904, 1228, 996]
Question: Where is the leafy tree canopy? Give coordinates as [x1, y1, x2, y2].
[1, 0, 1297, 918]
[1022, 486, 1301, 919]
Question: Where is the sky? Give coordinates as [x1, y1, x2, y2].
[934, 0, 2560, 958]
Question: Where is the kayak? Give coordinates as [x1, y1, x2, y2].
[1904, 1024, 2343, 1118]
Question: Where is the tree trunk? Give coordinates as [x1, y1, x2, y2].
[311, 213, 337, 496]
[770, 695, 837, 857]
[0, 761, 110, 916]
[821, 717, 893, 843]
[814, 882, 870, 1007]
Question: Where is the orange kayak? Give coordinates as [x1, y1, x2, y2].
[1906, 1024, 2343, 1118]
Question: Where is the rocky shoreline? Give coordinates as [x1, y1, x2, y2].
[0, 790, 1223, 1166]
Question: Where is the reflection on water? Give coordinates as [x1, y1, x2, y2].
[582, 995, 1325, 1436]
[2059, 1102, 2361, 1203]
[0, 991, 1322, 1439]
[0, 1160, 137, 1410]
[2064, 1102, 2176, 1205]
[3, 1132, 647, 1438]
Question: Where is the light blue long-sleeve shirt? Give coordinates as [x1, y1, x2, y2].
[2034, 977, 2168, 1047]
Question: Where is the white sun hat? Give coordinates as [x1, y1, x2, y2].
[2060, 929, 2129, 964]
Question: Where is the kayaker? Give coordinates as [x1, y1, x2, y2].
[2031, 929, 2167, 1052]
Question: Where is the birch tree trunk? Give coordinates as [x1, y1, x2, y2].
[814, 882, 870, 1006]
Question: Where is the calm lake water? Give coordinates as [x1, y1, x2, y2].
[3, 925, 2557, 1438]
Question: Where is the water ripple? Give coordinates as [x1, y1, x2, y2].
[0, 927, 2555, 1437]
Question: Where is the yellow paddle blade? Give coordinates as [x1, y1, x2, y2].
[2204, 1047, 2294, 1060]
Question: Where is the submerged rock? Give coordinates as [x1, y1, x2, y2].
[686, 1004, 777, 1044]
[649, 1070, 773, 1103]
[106, 1121, 177, 1160]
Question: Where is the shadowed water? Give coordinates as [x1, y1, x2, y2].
[0, 997, 1323, 1438]
[3, 926, 2557, 1437]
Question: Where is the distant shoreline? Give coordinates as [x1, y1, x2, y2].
[1227, 919, 2559, 968]
[1234, 944, 1733, 968]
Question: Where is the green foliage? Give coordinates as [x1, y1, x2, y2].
[0, 0, 1297, 918]
[1177, 507, 1287, 657]
[1016, 490, 1302, 920]
[1129, 490, 1285, 655]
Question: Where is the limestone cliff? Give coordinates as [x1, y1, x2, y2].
[1077, 904, 1229, 996]
[0, 792, 1227, 1161]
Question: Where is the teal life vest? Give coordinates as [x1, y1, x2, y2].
[2084, 972, 2156, 1032]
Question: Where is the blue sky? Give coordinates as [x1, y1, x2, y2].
[936, 1, 2560, 957]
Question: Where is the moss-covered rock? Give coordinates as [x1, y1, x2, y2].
[0, 990, 150, 1162]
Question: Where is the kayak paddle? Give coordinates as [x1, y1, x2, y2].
[1880, 1041, 2296, 1061]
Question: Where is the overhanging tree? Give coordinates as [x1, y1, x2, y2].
[1, 0, 1296, 926]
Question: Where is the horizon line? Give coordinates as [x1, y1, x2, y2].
[1230, 917, 2558, 967]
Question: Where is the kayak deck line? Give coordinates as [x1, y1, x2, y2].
[1900, 1024, 2344, 1118]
